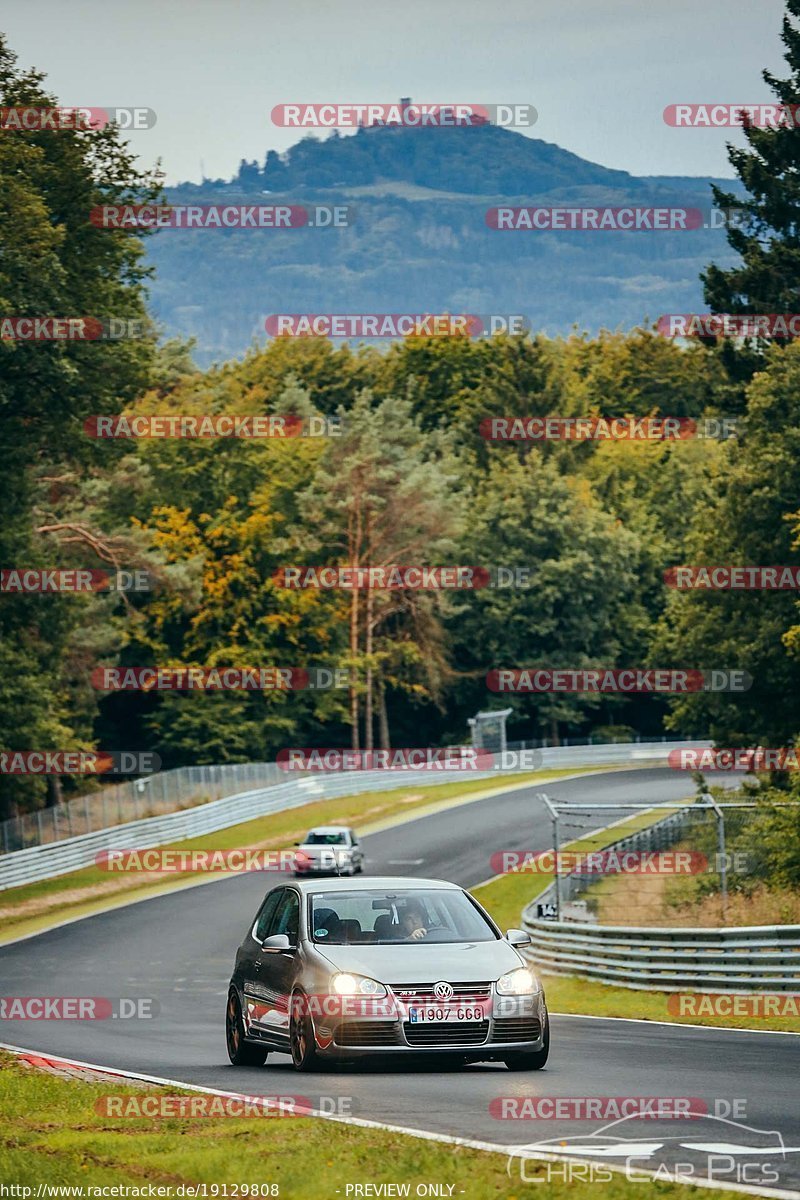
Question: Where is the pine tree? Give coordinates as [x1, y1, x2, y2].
[703, 1, 800, 316]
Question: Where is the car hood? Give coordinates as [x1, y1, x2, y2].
[298, 844, 349, 857]
[314, 938, 526, 984]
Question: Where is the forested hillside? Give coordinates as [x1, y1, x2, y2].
[148, 123, 743, 363]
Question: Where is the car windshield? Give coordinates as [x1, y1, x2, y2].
[309, 889, 497, 945]
[305, 831, 348, 845]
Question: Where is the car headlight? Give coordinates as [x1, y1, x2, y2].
[331, 973, 387, 997]
[496, 968, 539, 995]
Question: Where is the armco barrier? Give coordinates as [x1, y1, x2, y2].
[0, 736, 675, 854]
[0, 740, 694, 890]
[521, 915, 800, 992]
[520, 809, 800, 994]
[0, 761, 288, 853]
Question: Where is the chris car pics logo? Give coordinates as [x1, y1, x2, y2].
[508, 1110, 795, 1187]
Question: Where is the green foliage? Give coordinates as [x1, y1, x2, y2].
[703, 0, 800, 316]
[0, 36, 162, 816]
[451, 454, 642, 737]
[653, 343, 800, 744]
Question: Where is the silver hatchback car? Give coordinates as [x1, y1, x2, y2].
[293, 825, 365, 877]
[226, 876, 549, 1071]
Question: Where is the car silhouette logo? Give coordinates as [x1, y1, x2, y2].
[507, 1110, 800, 1185]
[433, 981, 453, 1000]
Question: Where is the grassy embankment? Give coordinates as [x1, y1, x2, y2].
[0, 1050, 758, 1200]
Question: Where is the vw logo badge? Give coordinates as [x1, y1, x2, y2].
[433, 981, 454, 1001]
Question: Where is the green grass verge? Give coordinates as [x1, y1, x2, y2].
[0, 767, 613, 944]
[538, 972, 800, 1033]
[0, 1051, 756, 1200]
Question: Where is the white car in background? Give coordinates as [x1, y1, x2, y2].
[293, 825, 365, 876]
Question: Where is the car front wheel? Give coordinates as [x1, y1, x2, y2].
[226, 991, 268, 1066]
[504, 1012, 549, 1071]
[290, 991, 320, 1071]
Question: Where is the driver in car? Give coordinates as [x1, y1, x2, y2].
[400, 902, 429, 941]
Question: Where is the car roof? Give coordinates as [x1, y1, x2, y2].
[289, 876, 461, 893]
[302, 825, 352, 834]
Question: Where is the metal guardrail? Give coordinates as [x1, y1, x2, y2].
[521, 810, 800, 993]
[0, 761, 288, 854]
[0, 734, 677, 855]
[0, 740, 693, 891]
[522, 916, 800, 992]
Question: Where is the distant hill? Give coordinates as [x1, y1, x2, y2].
[146, 124, 743, 365]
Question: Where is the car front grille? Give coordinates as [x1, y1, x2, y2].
[391, 981, 493, 1002]
[492, 1016, 542, 1042]
[404, 1019, 490, 1047]
[333, 1020, 399, 1048]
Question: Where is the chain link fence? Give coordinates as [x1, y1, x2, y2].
[527, 797, 800, 930]
[0, 734, 683, 856]
[0, 762, 287, 854]
[521, 801, 800, 990]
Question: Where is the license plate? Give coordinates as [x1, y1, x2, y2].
[408, 1004, 485, 1023]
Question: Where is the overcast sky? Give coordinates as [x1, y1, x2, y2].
[1, 0, 789, 184]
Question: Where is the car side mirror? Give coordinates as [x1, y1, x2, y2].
[261, 933, 293, 953]
[506, 928, 531, 947]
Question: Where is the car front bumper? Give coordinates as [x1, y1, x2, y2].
[294, 857, 354, 874]
[312, 991, 547, 1059]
